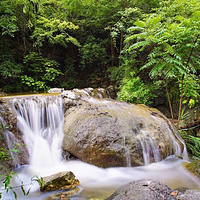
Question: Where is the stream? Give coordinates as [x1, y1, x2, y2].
[1, 94, 200, 199]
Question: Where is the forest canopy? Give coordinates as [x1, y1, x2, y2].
[0, 0, 199, 123]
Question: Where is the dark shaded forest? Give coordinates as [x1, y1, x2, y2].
[0, 0, 199, 125]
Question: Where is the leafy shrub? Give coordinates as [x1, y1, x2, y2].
[117, 71, 157, 105]
[22, 52, 63, 92]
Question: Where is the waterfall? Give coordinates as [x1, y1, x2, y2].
[123, 136, 132, 167]
[0, 117, 20, 167]
[1, 94, 200, 200]
[13, 96, 64, 169]
[138, 130, 161, 165]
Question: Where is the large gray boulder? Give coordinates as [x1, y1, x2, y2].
[62, 97, 186, 168]
[106, 179, 200, 200]
[176, 188, 200, 200]
[106, 179, 176, 200]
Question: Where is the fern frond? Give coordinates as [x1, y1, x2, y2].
[127, 40, 150, 52]
[134, 20, 146, 28]
[127, 26, 144, 33]
[141, 58, 159, 70]
[149, 63, 166, 78]
[125, 32, 147, 42]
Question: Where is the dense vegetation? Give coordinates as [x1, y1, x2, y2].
[0, 1, 200, 198]
[0, 0, 160, 92]
[0, 0, 200, 152]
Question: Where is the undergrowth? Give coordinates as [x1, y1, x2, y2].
[179, 124, 200, 158]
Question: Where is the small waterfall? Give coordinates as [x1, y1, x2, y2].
[123, 136, 132, 167]
[13, 96, 64, 169]
[166, 117, 189, 160]
[0, 116, 20, 167]
[151, 115, 188, 161]
[2, 94, 199, 200]
[138, 130, 161, 165]
[80, 97, 188, 165]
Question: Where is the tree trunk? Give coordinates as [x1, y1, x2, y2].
[177, 34, 199, 129]
[166, 86, 174, 125]
[177, 74, 184, 129]
[23, 24, 26, 58]
[119, 30, 123, 66]
[111, 37, 115, 67]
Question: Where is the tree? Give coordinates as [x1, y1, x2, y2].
[0, 0, 81, 92]
[22, 52, 63, 91]
[124, 0, 200, 127]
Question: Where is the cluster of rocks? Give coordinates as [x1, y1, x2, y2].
[61, 89, 186, 167]
[40, 176, 200, 200]
[106, 179, 200, 200]
[48, 86, 117, 100]
[1, 87, 200, 199]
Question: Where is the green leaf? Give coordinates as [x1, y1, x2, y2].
[148, 14, 161, 27]
[21, 184, 26, 195]
[134, 20, 146, 28]
[127, 40, 150, 51]
[127, 26, 144, 33]
[13, 190, 17, 200]
[192, 10, 200, 20]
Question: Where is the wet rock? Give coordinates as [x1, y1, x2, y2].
[48, 88, 64, 93]
[40, 171, 79, 192]
[106, 179, 176, 200]
[184, 158, 200, 178]
[176, 188, 200, 200]
[61, 91, 80, 100]
[106, 85, 117, 99]
[0, 99, 29, 169]
[73, 88, 91, 97]
[44, 187, 80, 200]
[62, 98, 185, 167]
[72, 87, 115, 99]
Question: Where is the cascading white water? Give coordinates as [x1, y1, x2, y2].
[2, 95, 200, 200]
[0, 117, 20, 167]
[138, 130, 161, 165]
[13, 96, 64, 169]
[165, 116, 189, 160]
[123, 136, 132, 167]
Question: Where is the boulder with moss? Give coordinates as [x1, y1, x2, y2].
[40, 171, 79, 192]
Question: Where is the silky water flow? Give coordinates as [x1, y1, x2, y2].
[2, 95, 200, 200]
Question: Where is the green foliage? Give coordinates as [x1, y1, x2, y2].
[31, 17, 79, 48]
[180, 130, 200, 158]
[125, 0, 200, 76]
[25, 0, 80, 48]
[122, 0, 200, 118]
[0, 37, 24, 93]
[2, 172, 17, 199]
[0, 0, 19, 37]
[110, 7, 142, 37]
[80, 36, 108, 69]
[0, 0, 199, 114]
[0, 147, 10, 161]
[0, 172, 34, 199]
[117, 71, 156, 105]
[22, 52, 62, 91]
[0, 61, 22, 79]
[182, 75, 200, 108]
[31, 175, 44, 189]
